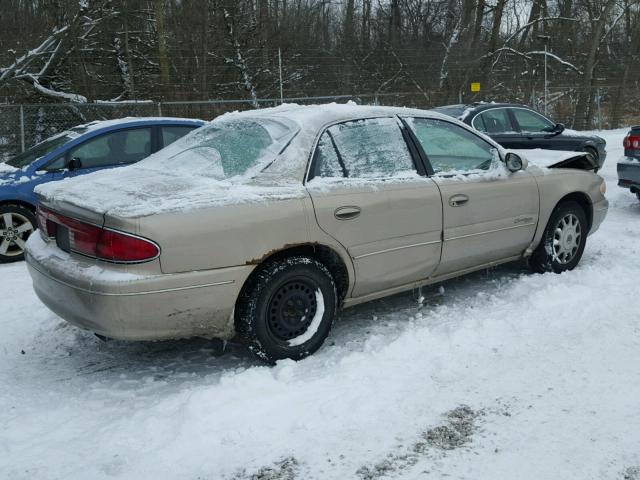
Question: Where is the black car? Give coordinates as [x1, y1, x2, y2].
[618, 126, 640, 200]
[432, 103, 607, 169]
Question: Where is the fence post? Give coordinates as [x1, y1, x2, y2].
[19, 105, 25, 152]
[157, 102, 162, 116]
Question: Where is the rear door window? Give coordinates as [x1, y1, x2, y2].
[472, 109, 513, 133]
[69, 128, 152, 169]
[311, 117, 415, 179]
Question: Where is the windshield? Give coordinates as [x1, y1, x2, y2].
[6, 128, 85, 168]
[143, 117, 297, 180]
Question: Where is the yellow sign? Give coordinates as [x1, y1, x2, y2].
[471, 82, 481, 92]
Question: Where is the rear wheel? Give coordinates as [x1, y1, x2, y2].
[0, 204, 36, 263]
[636, 191, 640, 202]
[529, 201, 588, 274]
[235, 256, 337, 363]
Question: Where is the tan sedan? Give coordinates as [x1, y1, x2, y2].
[25, 105, 608, 361]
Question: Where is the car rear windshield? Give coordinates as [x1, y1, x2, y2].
[144, 117, 297, 180]
[6, 132, 78, 168]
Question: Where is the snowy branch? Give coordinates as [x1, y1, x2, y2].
[485, 47, 583, 75]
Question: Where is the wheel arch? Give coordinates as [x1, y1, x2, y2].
[555, 191, 593, 231]
[0, 199, 36, 213]
[237, 243, 350, 308]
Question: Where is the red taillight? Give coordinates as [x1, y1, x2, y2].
[96, 230, 160, 262]
[36, 206, 56, 237]
[624, 135, 640, 149]
[36, 206, 159, 263]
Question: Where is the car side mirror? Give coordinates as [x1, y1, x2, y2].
[67, 157, 82, 171]
[505, 152, 528, 173]
[553, 123, 565, 134]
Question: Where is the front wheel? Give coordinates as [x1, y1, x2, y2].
[529, 201, 588, 274]
[235, 256, 338, 363]
[0, 204, 36, 263]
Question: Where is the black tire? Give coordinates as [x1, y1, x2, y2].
[529, 201, 588, 274]
[636, 191, 640, 202]
[0, 204, 37, 263]
[235, 256, 338, 363]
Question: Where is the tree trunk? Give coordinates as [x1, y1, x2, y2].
[343, 0, 355, 46]
[573, 0, 618, 129]
[154, 0, 171, 96]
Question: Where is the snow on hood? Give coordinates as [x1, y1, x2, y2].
[510, 148, 593, 169]
[0, 162, 19, 175]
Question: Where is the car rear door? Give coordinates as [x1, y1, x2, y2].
[470, 108, 523, 149]
[404, 116, 539, 275]
[306, 117, 443, 298]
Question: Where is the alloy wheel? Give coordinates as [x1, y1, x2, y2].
[0, 211, 34, 257]
[552, 213, 582, 264]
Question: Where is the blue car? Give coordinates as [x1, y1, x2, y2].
[0, 117, 205, 262]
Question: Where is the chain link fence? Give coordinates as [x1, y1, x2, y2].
[1, 89, 638, 161]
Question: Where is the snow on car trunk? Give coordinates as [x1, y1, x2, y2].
[1, 128, 638, 480]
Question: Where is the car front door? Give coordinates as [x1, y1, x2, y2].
[508, 107, 575, 151]
[404, 117, 539, 276]
[306, 117, 443, 298]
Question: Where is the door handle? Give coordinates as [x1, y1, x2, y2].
[449, 194, 469, 207]
[334, 206, 361, 220]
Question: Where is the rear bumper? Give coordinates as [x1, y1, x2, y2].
[26, 235, 254, 341]
[618, 159, 640, 191]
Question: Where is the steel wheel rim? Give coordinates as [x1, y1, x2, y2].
[0, 211, 34, 257]
[267, 278, 318, 341]
[552, 213, 582, 264]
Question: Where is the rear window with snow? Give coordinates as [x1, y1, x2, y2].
[311, 117, 415, 179]
[144, 118, 296, 180]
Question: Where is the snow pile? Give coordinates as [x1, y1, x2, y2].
[0, 162, 18, 174]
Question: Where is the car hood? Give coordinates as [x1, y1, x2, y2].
[35, 165, 306, 220]
[510, 149, 598, 171]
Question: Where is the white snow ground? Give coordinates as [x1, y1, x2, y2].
[1, 129, 639, 480]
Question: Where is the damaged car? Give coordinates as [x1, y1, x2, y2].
[25, 104, 608, 362]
